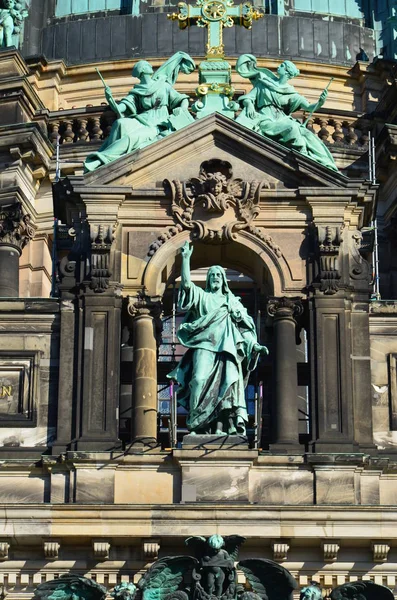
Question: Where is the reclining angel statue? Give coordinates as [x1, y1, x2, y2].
[167, 241, 268, 437]
[84, 51, 195, 172]
[235, 54, 338, 172]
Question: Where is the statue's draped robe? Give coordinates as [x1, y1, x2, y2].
[168, 283, 259, 432]
[236, 68, 338, 171]
[85, 82, 190, 171]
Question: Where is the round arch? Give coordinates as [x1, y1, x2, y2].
[142, 230, 287, 297]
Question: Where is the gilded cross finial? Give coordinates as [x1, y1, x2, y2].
[168, 0, 262, 58]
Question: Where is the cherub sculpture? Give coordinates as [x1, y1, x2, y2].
[137, 556, 198, 600]
[186, 535, 245, 599]
[111, 583, 137, 600]
[330, 581, 393, 600]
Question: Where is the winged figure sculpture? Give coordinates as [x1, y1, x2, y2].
[237, 558, 298, 600]
[330, 581, 394, 600]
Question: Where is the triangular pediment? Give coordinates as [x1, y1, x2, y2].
[82, 113, 354, 191]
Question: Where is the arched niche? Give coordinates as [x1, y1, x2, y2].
[142, 231, 286, 298]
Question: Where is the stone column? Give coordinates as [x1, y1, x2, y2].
[0, 203, 36, 297]
[267, 297, 303, 452]
[128, 295, 162, 449]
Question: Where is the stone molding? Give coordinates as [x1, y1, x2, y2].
[128, 293, 163, 321]
[271, 541, 290, 561]
[322, 541, 340, 562]
[0, 202, 36, 253]
[89, 223, 115, 293]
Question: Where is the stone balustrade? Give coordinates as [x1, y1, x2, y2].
[47, 106, 370, 150]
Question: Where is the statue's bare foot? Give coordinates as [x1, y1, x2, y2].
[189, 430, 197, 435]
[215, 429, 227, 436]
[228, 425, 237, 435]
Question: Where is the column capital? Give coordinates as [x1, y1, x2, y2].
[0, 202, 36, 253]
[128, 293, 163, 320]
[267, 296, 304, 321]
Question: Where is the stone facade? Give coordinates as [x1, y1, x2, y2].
[0, 4, 397, 598]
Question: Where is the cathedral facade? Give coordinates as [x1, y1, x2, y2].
[0, 0, 397, 598]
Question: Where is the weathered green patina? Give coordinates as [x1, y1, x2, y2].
[34, 574, 107, 600]
[235, 54, 338, 171]
[299, 583, 322, 600]
[84, 52, 195, 172]
[0, 0, 29, 48]
[167, 241, 268, 436]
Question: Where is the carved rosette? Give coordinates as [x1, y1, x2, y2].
[315, 225, 343, 295]
[89, 223, 115, 293]
[267, 296, 304, 322]
[0, 203, 36, 253]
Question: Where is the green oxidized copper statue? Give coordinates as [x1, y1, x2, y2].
[299, 582, 323, 600]
[235, 54, 338, 171]
[84, 52, 195, 172]
[0, 0, 28, 47]
[168, 241, 268, 436]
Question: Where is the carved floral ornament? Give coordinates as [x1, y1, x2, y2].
[0, 202, 36, 252]
[148, 160, 282, 256]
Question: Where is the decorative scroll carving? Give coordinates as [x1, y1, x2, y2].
[164, 159, 270, 244]
[267, 296, 304, 321]
[128, 293, 163, 344]
[0, 202, 36, 252]
[350, 230, 371, 284]
[315, 225, 343, 295]
[89, 224, 115, 293]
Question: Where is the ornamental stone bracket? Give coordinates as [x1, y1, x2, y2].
[313, 225, 343, 295]
[152, 159, 280, 255]
[372, 541, 391, 562]
[349, 229, 371, 289]
[44, 541, 60, 561]
[88, 223, 116, 293]
[0, 542, 9, 561]
[142, 539, 161, 561]
[271, 541, 290, 562]
[92, 540, 111, 560]
[322, 541, 340, 563]
[0, 202, 36, 253]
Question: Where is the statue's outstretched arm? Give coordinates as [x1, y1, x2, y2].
[180, 241, 193, 290]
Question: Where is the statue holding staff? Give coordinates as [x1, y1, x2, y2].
[168, 241, 268, 436]
[235, 54, 338, 171]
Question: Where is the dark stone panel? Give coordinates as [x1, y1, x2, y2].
[54, 23, 68, 61]
[264, 14, 278, 57]
[142, 13, 158, 55]
[188, 22, 206, 56]
[313, 19, 329, 62]
[224, 25, 237, 56]
[33, 13, 376, 67]
[158, 13, 174, 57]
[128, 16, 143, 58]
[111, 15, 128, 59]
[41, 27, 55, 59]
[282, 15, 299, 58]
[96, 16, 112, 61]
[344, 23, 360, 63]
[329, 20, 344, 63]
[172, 19, 189, 53]
[236, 17, 253, 55]
[297, 17, 314, 58]
[66, 21, 82, 64]
[81, 17, 97, 62]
